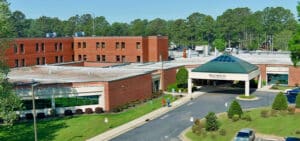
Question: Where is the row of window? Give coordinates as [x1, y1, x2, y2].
[78, 42, 142, 49]
[14, 56, 68, 67]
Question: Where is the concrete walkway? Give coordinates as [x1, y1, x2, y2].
[87, 92, 205, 141]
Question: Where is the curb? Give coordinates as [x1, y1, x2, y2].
[236, 96, 260, 101]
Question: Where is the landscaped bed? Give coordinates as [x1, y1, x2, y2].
[0, 94, 177, 141]
[185, 108, 300, 141]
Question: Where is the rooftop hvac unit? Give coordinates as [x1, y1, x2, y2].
[74, 32, 85, 37]
[46, 32, 57, 38]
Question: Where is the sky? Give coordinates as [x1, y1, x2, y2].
[7, 0, 298, 23]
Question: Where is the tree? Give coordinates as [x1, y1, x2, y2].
[0, 0, 14, 38]
[109, 22, 129, 36]
[129, 19, 148, 36]
[289, 3, 300, 67]
[145, 18, 167, 36]
[10, 10, 30, 37]
[227, 100, 243, 118]
[213, 38, 226, 51]
[205, 112, 219, 131]
[94, 16, 110, 36]
[272, 92, 288, 110]
[192, 119, 203, 135]
[273, 30, 293, 51]
[176, 67, 188, 88]
[295, 94, 300, 108]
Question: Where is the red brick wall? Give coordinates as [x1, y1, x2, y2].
[161, 67, 178, 90]
[104, 74, 152, 111]
[289, 66, 300, 86]
[147, 36, 168, 62]
[257, 64, 267, 81]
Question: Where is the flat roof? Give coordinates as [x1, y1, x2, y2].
[8, 66, 152, 84]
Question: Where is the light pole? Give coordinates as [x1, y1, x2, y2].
[31, 81, 40, 141]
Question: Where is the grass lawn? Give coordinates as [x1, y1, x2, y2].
[186, 108, 300, 141]
[271, 85, 295, 91]
[238, 95, 257, 99]
[0, 94, 176, 141]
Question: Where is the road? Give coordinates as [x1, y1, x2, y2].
[111, 89, 276, 141]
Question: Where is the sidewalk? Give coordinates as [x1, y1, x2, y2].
[87, 92, 205, 141]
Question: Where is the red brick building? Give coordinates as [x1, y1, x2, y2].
[4, 36, 169, 68]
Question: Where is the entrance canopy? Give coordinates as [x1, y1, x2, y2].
[188, 54, 261, 96]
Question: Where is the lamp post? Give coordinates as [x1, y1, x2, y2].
[31, 82, 40, 141]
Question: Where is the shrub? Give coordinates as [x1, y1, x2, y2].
[112, 106, 122, 113]
[37, 113, 45, 119]
[219, 129, 226, 136]
[192, 119, 203, 135]
[75, 109, 83, 114]
[176, 67, 188, 88]
[260, 110, 269, 118]
[296, 130, 300, 134]
[272, 92, 288, 110]
[205, 112, 219, 131]
[167, 83, 178, 92]
[241, 114, 252, 121]
[227, 100, 243, 118]
[232, 114, 240, 122]
[49, 109, 56, 117]
[25, 113, 33, 120]
[296, 94, 300, 108]
[95, 107, 104, 114]
[64, 109, 73, 116]
[288, 106, 295, 114]
[85, 108, 93, 114]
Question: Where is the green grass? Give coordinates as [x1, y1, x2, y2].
[271, 85, 295, 91]
[186, 108, 300, 141]
[0, 94, 176, 141]
[238, 95, 257, 99]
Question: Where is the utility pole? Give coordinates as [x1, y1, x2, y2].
[31, 82, 40, 141]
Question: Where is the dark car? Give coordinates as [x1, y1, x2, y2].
[285, 137, 300, 141]
[234, 128, 255, 141]
[285, 87, 300, 103]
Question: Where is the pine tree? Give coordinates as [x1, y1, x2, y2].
[205, 112, 219, 131]
[272, 92, 288, 110]
[227, 100, 243, 118]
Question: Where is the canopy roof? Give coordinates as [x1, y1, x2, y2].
[192, 54, 258, 74]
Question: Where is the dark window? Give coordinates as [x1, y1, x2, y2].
[15, 59, 19, 67]
[83, 55, 87, 61]
[71, 42, 74, 50]
[41, 43, 45, 52]
[55, 56, 59, 63]
[36, 58, 40, 65]
[59, 42, 63, 51]
[78, 55, 82, 61]
[14, 44, 18, 53]
[72, 55, 74, 61]
[121, 42, 125, 49]
[42, 57, 45, 65]
[35, 43, 39, 52]
[116, 55, 120, 62]
[101, 42, 105, 48]
[20, 44, 24, 53]
[136, 42, 141, 49]
[115, 42, 120, 48]
[55, 43, 58, 51]
[83, 42, 86, 48]
[121, 55, 125, 62]
[97, 55, 101, 61]
[60, 56, 63, 62]
[78, 42, 81, 48]
[101, 55, 106, 62]
[21, 59, 25, 67]
[137, 56, 141, 62]
[96, 42, 100, 48]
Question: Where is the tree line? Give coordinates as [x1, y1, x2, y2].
[6, 5, 297, 51]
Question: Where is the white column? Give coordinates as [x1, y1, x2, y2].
[188, 78, 192, 94]
[258, 75, 262, 88]
[245, 80, 250, 96]
[51, 94, 55, 109]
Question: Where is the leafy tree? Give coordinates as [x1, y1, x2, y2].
[167, 19, 188, 46]
[129, 19, 148, 36]
[176, 67, 188, 88]
[295, 94, 300, 108]
[10, 10, 30, 37]
[272, 92, 288, 110]
[289, 3, 300, 67]
[274, 30, 293, 51]
[109, 22, 129, 36]
[205, 112, 219, 131]
[227, 100, 243, 118]
[146, 18, 167, 36]
[0, 0, 14, 38]
[213, 38, 226, 51]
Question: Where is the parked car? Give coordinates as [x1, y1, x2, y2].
[285, 137, 300, 141]
[234, 128, 255, 141]
[285, 87, 300, 103]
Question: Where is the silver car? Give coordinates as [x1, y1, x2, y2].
[234, 128, 255, 141]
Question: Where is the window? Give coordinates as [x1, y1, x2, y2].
[55, 56, 59, 63]
[101, 42, 105, 48]
[20, 44, 24, 53]
[83, 55, 87, 61]
[41, 43, 45, 52]
[101, 55, 106, 62]
[97, 55, 101, 62]
[60, 56, 64, 62]
[71, 42, 74, 50]
[55, 43, 58, 51]
[59, 42, 63, 51]
[136, 42, 141, 49]
[116, 55, 120, 62]
[121, 42, 125, 49]
[21, 59, 25, 67]
[36, 58, 40, 65]
[96, 42, 100, 48]
[72, 55, 74, 61]
[15, 59, 19, 67]
[35, 43, 39, 52]
[78, 42, 81, 48]
[83, 42, 86, 48]
[78, 55, 82, 61]
[42, 57, 45, 65]
[137, 56, 141, 62]
[121, 55, 125, 62]
[115, 42, 120, 48]
[14, 44, 18, 54]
